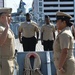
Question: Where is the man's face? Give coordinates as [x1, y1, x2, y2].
[1, 13, 12, 24]
[7, 14, 12, 24]
[45, 18, 50, 24]
[26, 15, 30, 21]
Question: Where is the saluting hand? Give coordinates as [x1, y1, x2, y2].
[4, 15, 9, 28]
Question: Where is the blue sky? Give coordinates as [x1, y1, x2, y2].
[5, 0, 33, 13]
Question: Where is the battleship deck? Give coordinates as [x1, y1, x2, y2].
[15, 39, 44, 52]
[14, 39, 75, 75]
[15, 38, 75, 52]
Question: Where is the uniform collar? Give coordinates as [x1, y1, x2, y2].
[61, 26, 69, 33]
[58, 27, 70, 36]
[26, 20, 32, 24]
[45, 23, 50, 26]
[27, 22, 31, 24]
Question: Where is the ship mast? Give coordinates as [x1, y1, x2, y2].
[17, 0, 26, 15]
[19, 0, 22, 8]
[3, 0, 4, 7]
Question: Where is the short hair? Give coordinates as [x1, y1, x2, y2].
[25, 13, 30, 16]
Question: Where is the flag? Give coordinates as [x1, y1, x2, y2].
[19, 0, 26, 8]
[21, 1, 26, 5]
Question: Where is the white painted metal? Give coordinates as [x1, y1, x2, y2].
[46, 51, 51, 75]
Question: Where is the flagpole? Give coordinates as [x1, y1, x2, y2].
[3, 0, 4, 7]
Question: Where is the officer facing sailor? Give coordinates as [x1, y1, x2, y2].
[53, 11, 75, 75]
[0, 8, 15, 75]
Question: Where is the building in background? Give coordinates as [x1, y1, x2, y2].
[32, 0, 44, 26]
[32, 0, 75, 26]
[0, 0, 75, 25]
[0, 0, 4, 7]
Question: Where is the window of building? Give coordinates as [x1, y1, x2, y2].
[44, 10, 58, 12]
[60, 10, 74, 12]
[39, 2, 42, 6]
[44, 0, 58, 1]
[39, 14, 42, 17]
[60, 4, 74, 7]
[60, 0, 73, 1]
[44, 4, 58, 7]
[71, 15, 74, 17]
[39, 8, 42, 12]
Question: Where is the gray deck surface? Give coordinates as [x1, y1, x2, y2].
[15, 39, 44, 52]
[14, 38, 75, 75]
[15, 38, 75, 52]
